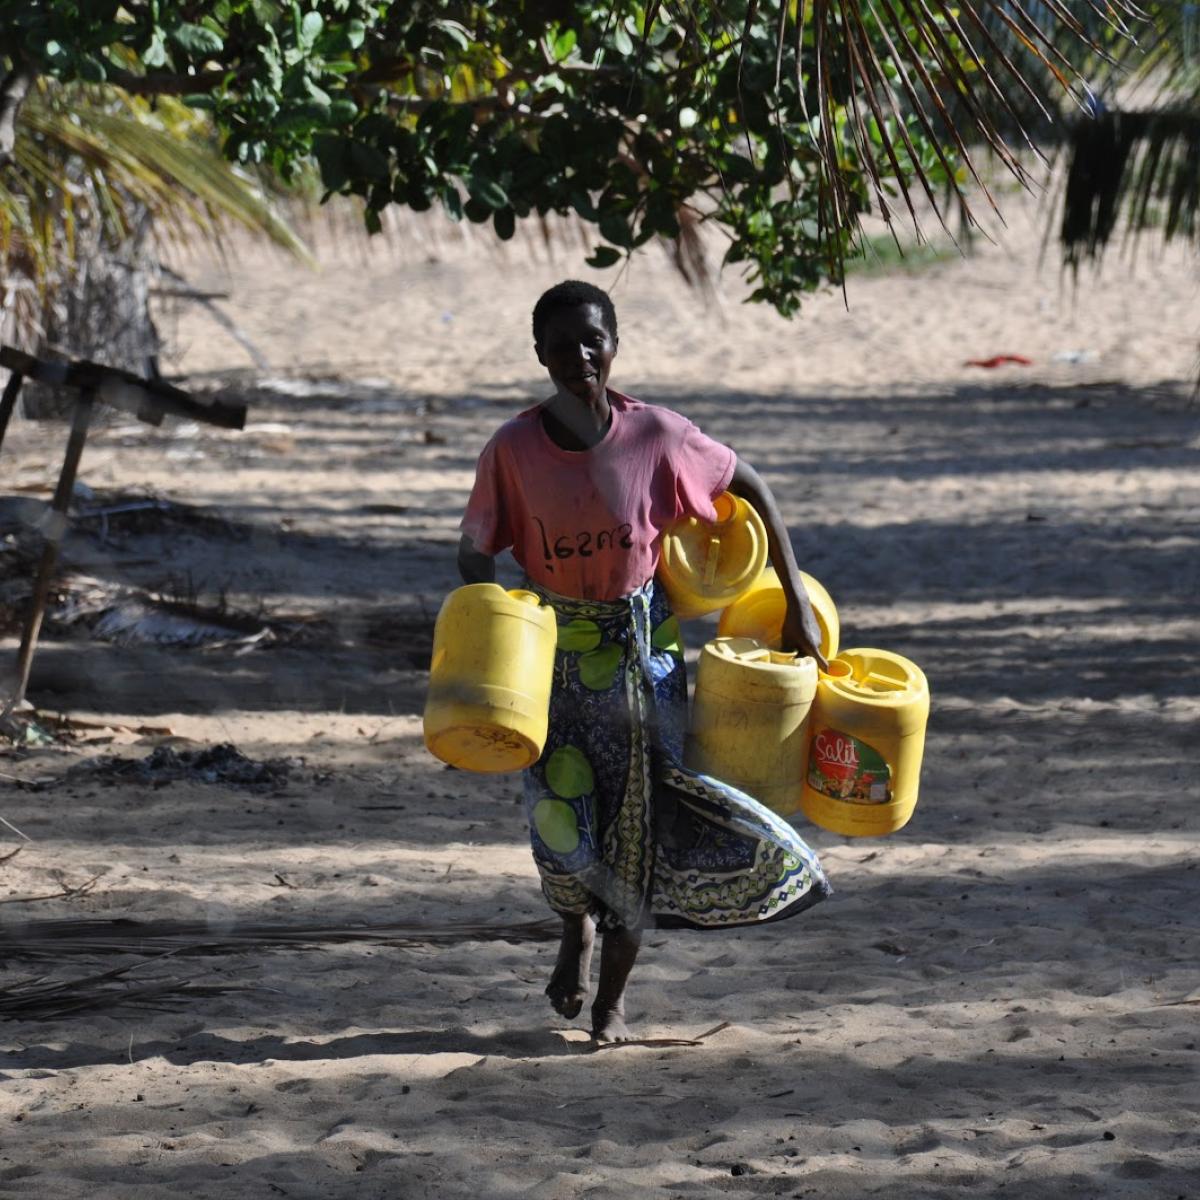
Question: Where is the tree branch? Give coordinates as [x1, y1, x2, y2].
[0, 62, 34, 168]
[104, 65, 252, 96]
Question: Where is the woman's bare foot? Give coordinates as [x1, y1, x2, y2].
[591, 1002, 633, 1043]
[545, 913, 594, 1019]
[590, 924, 641, 1042]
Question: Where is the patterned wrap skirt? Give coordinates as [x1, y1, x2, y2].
[522, 577, 831, 931]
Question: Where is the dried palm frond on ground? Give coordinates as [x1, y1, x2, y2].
[1, 915, 561, 960]
[0, 958, 247, 1020]
[1, 564, 329, 651]
[0, 700, 173, 746]
[69, 490, 249, 541]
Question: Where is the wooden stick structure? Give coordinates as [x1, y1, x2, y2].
[0, 345, 247, 717]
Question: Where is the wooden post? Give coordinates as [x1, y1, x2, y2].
[0, 346, 245, 718]
[5, 388, 95, 712]
[0, 367, 22, 454]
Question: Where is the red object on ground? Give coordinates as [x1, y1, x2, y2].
[965, 354, 1034, 368]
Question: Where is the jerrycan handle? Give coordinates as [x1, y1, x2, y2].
[702, 536, 721, 586]
[506, 589, 542, 607]
[861, 671, 907, 692]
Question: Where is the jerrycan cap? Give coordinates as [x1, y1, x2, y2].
[707, 636, 816, 673]
[709, 491, 738, 525]
[821, 649, 928, 705]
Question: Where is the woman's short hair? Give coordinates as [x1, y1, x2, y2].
[532, 280, 618, 344]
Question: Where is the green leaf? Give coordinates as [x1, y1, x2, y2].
[274, 106, 326, 134]
[493, 208, 515, 240]
[349, 140, 390, 182]
[142, 31, 168, 68]
[545, 746, 595, 800]
[303, 77, 332, 106]
[433, 18, 471, 51]
[552, 28, 577, 62]
[77, 56, 107, 83]
[585, 245, 622, 269]
[467, 174, 509, 210]
[532, 798, 581, 854]
[613, 26, 633, 56]
[312, 132, 351, 191]
[651, 616, 684, 657]
[578, 644, 622, 691]
[557, 619, 602, 653]
[171, 23, 224, 58]
[598, 211, 632, 248]
[300, 12, 324, 50]
[463, 197, 492, 223]
[571, 190, 598, 220]
[328, 99, 358, 123]
[440, 186, 464, 221]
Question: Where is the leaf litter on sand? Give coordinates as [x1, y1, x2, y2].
[0, 915, 561, 960]
[0, 916, 561, 1020]
[0, 957, 249, 1021]
[68, 742, 301, 790]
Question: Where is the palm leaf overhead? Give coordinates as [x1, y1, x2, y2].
[779, 0, 1139, 235]
[1, 80, 309, 351]
[1058, 1, 1200, 265]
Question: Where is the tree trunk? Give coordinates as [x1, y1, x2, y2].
[20, 208, 161, 421]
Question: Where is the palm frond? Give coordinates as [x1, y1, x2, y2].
[1054, 3, 1200, 264]
[0, 915, 562, 959]
[0, 959, 245, 1020]
[1060, 107, 1200, 265]
[1, 80, 310, 351]
[742, 0, 1148, 253]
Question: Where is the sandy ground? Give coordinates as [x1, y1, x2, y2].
[1, 194, 1198, 1199]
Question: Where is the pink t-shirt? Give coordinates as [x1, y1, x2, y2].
[461, 390, 736, 600]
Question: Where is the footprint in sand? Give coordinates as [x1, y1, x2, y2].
[1114, 1157, 1167, 1179]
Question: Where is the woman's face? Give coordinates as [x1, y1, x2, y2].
[535, 302, 618, 406]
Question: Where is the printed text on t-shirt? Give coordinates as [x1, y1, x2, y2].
[532, 515, 634, 572]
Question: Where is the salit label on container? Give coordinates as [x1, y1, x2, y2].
[807, 727, 891, 804]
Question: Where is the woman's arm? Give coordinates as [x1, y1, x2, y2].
[728, 458, 828, 668]
[457, 534, 496, 585]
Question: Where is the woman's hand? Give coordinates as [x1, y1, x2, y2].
[457, 534, 496, 585]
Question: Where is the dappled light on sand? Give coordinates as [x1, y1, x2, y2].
[1, 203, 1197, 1197]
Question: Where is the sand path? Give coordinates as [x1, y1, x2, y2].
[0, 197, 1197, 1198]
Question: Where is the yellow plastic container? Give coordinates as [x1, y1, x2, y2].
[799, 648, 930, 836]
[658, 491, 768, 619]
[424, 584, 557, 773]
[716, 567, 840, 661]
[685, 636, 818, 818]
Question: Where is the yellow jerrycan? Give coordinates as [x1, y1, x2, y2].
[799, 648, 930, 836]
[716, 566, 840, 661]
[424, 584, 557, 773]
[658, 492, 768, 619]
[685, 636, 818, 818]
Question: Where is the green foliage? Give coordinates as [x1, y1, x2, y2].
[2, 1, 1143, 315]
[843, 231, 959, 277]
